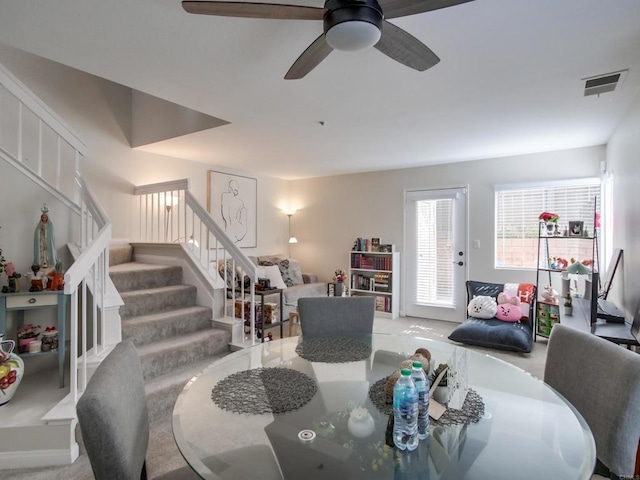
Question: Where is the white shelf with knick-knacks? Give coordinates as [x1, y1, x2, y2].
[349, 239, 399, 319]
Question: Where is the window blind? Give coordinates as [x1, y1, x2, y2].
[495, 182, 601, 269]
[416, 198, 454, 304]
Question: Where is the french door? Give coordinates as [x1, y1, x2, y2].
[404, 187, 468, 322]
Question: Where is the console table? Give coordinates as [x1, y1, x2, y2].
[0, 291, 67, 388]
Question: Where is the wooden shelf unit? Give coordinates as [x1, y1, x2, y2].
[349, 250, 399, 319]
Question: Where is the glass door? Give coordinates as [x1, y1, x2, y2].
[404, 187, 468, 322]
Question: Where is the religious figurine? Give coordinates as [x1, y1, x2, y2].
[33, 204, 57, 269]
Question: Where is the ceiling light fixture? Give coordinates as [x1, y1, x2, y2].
[323, 0, 383, 52]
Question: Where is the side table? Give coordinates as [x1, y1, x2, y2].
[0, 291, 68, 388]
[233, 288, 284, 343]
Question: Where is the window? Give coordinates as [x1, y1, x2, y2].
[495, 180, 601, 269]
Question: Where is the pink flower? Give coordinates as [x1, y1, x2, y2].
[5, 262, 15, 277]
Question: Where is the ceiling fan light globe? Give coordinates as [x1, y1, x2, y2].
[325, 21, 381, 51]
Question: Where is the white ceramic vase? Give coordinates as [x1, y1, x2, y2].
[348, 406, 375, 438]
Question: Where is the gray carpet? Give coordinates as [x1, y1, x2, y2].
[4, 316, 603, 480]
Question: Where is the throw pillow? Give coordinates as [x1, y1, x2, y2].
[278, 258, 304, 287]
[503, 283, 535, 320]
[263, 265, 287, 290]
[495, 293, 523, 322]
[467, 295, 497, 319]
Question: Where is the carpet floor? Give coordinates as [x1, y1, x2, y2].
[4, 316, 605, 480]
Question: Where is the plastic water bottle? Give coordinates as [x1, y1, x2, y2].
[393, 368, 419, 451]
[410, 361, 429, 440]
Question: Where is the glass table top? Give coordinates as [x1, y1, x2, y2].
[172, 334, 595, 480]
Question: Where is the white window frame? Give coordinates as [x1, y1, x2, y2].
[494, 178, 602, 270]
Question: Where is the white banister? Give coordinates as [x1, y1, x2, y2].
[133, 180, 259, 345]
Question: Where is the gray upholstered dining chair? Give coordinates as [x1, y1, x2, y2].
[297, 296, 375, 337]
[76, 340, 196, 480]
[545, 324, 640, 479]
[76, 340, 150, 480]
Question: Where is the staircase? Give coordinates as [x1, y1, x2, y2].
[109, 244, 231, 421]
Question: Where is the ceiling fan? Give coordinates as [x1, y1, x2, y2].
[182, 0, 474, 79]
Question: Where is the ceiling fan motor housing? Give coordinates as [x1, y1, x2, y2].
[323, 0, 384, 51]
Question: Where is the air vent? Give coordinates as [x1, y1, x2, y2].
[583, 70, 627, 97]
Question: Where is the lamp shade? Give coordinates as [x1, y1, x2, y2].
[288, 236, 298, 244]
[325, 21, 381, 51]
[566, 261, 590, 275]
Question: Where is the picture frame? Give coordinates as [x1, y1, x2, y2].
[568, 221, 584, 237]
[207, 171, 257, 248]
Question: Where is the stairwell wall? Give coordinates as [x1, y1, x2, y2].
[0, 44, 290, 259]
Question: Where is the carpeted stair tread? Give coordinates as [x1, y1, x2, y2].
[119, 284, 197, 319]
[137, 329, 231, 381]
[109, 244, 133, 267]
[122, 306, 213, 345]
[110, 262, 183, 292]
[145, 354, 229, 422]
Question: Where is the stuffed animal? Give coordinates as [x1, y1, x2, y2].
[542, 285, 559, 304]
[467, 295, 498, 319]
[495, 292, 523, 322]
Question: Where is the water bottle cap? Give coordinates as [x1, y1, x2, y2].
[412, 361, 422, 368]
[400, 368, 411, 376]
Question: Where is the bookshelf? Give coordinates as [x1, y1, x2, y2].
[349, 246, 399, 319]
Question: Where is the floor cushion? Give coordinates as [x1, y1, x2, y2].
[448, 280, 535, 353]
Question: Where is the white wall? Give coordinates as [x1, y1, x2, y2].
[290, 146, 604, 287]
[606, 89, 640, 315]
[0, 44, 290, 259]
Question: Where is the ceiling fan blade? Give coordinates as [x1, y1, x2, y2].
[380, 0, 474, 20]
[285, 34, 333, 79]
[374, 21, 440, 71]
[182, 1, 325, 20]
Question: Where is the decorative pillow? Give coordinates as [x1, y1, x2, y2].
[503, 283, 535, 320]
[263, 265, 287, 290]
[495, 293, 523, 322]
[218, 260, 240, 289]
[467, 295, 497, 319]
[278, 258, 304, 287]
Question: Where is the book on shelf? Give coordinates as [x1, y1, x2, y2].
[375, 296, 391, 313]
[352, 237, 395, 253]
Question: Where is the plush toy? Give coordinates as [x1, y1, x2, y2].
[541, 285, 559, 304]
[495, 292, 523, 322]
[467, 295, 498, 319]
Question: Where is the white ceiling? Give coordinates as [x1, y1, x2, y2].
[0, 0, 639, 180]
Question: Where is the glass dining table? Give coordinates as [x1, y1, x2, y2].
[172, 333, 596, 480]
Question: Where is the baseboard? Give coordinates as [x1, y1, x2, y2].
[0, 443, 79, 469]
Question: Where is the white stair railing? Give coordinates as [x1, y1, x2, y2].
[0, 63, 85, 206]
[133, 179, 259, 345]
[0, 60, 113, 405]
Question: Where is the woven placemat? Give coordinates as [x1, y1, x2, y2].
[368, 376, 484, 426]
[211, 367, 317, 414]
[295, 337, 372, 363]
